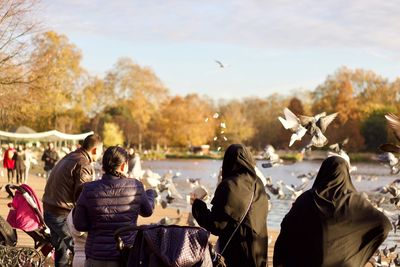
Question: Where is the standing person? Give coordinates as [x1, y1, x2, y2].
[41, 142, 59, 179]
[3, 143, 16, 184]
[273, 156, 392, 267]
[14, 145, 26, 185]
[127, 147, 143, 179]
[127, 147, 136, 176]
[73, 146, 155, 267]
[23, 144, 35, 184]
[42, 134, 103, 267]
[192, 144, 269, 267]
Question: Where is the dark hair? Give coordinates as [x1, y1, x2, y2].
[82, 134, 102, 151]
[102, 146, 128, 178]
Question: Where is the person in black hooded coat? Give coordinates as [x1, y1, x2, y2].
[273, 156, 392, 267]
[192, 144, 269, 267]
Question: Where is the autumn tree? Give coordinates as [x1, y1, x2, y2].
[151, 94, 214, 147]
[0, 0, 37, 87]
[219, 99, 255, 146]
[0, 0, 39, 130]
[29, 31, 84, 130]
[105, 57, 168, 150]
[103, 122, 125, 147]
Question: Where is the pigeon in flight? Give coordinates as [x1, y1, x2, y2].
[380, 113, 400, 153]
[329, 138, 349, 153]
[278, 108, 307, 147]
[328, 138, 357, 172]
[299, 111, 338, 148]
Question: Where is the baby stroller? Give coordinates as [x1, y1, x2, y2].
[5, 184, 53, 259]
[114, 224, 213, 267]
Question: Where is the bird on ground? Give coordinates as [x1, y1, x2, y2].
[264, 145, 281, 163]
[278, 108, 307, 147]
[265, 181, 285, 199]
[394, 253, 400, 266]
[261, 162, 280, 168]
[380, 113, 400, 153]
[296, 172, 316, 183]
[186, 178, 201, 188]
[390, 196, 400, 208]
[393, 215, 400, 233]
[378, 152, 400, 174]
[158, 209, 181, 225]
[299, 111, 338, 148]
[284, 182, 309, 200]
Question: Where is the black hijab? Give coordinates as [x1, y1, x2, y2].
[312, 156, 356, 217]
[212, 144, 267, 234]
[273, 156, 392, 267]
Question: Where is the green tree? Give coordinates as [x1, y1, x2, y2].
[361, 110, 390, 151]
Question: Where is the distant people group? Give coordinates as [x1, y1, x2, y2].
[2, 143, 36, 184]
[1, 134, 391, 267]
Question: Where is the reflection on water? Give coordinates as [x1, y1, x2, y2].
[142, 159, 399, 246]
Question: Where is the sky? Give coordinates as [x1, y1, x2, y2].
[36, 0, 400, 99]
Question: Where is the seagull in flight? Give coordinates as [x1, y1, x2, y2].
[215, 60, 225, 68]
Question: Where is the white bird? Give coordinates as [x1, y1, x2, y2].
[278, 108, 307, 147]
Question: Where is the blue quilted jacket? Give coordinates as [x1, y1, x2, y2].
[73, 174, 155, 260]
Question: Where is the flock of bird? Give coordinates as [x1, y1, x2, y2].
[137, 106, 399, 264]
[276, 107, 400, 266]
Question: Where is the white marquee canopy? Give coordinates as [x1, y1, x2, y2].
[0, 129, 94, 141]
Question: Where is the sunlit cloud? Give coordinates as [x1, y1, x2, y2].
[39, 0, 400, 50]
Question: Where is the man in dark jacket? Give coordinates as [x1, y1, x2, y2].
[43, 134, 102, 267]
[41, 143, 59, 179]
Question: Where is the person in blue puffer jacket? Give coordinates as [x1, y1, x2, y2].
[73, 146, 155, 267]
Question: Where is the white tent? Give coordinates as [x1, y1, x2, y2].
[0, 129, 94, 141]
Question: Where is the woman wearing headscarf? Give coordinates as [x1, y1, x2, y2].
[273, 156, 392, 267]
[192, 144, 269, 267]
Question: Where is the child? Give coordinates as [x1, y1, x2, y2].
[66, 208, 86, 267]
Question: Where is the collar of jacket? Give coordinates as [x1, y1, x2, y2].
[102, 173, 122, 180]
[79, 148, 93, 163]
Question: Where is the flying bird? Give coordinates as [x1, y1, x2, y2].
[278, 108, 307, 147]
[215, 60, 225, 68]
[329, 138, 349, 153]
[299, 111, 338, 147]
[380, 113, 400, 153]
[328, 138, 357, 172]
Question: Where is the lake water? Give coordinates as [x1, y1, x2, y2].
[142, 159, 399, 247]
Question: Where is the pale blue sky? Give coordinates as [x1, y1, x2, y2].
[36, 0, 400, 99]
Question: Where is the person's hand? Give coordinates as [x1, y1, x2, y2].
[145, 188, 157, 198]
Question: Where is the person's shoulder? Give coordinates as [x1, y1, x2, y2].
[121, 177, 144, 188]
[81, 179, 102, 192]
